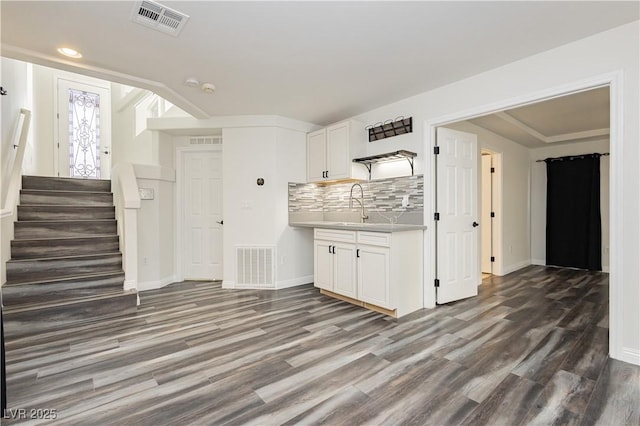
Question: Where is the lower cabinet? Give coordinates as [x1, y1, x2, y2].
[357, 244, 391, 309]
[313, 240, 357, 299]
[313, 228, 423, 317]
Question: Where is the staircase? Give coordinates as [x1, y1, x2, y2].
[2, 176, 137, 338]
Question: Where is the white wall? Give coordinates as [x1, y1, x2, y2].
[111, 83, 154, 166]
[222, 126, 312, 288]
[530, 139, 610, 271]
[1, 58, 31, 202]
[134, 164, 175, 290]
[350, 21, 639, 364]
[446, 121, 531, 275]
[1, 58, 31, 287]
[275, 127, 313, 286]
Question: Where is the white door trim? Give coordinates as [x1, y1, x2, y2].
[423, 70, 624, 361]
[175, 145, 223, 282]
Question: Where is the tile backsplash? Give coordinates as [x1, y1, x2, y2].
[289, 175, 424, 225]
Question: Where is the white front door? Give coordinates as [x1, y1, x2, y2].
[57, 79, 111, 179]
[181, 150, 223, 280]
[436, 127, 479, 304]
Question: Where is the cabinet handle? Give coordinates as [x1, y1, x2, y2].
[322, 171, 326, 178]
[332, 246, 336, 254]
[325, 170, 329, 178]
[328, 245, 332, 254]
[357, 249, 360, 258]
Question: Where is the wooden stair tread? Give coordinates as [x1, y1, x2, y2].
[12, 235, 118, 242]
[15, 219, 116, 223]
[3, 290, 136, 313]
[7, 252, 122, 263]
[20, 189, 112, 194]
[2, 271, 125, 287]
[23, 175, 110, 182]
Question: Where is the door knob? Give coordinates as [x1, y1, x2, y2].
[216, 220, 224, 225]
[472, 221, 479, 227]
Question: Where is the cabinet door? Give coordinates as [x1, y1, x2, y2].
[358, 245, 392, 309]
[326, 121, 350, 180]
[314, 240, 334, 290]
[333, 243, 357, 299]
[307, 128, 327, 182]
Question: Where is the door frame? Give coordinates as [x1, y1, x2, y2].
[53, 74, 111, 178]
[423, 71, 622, 361]
[175, 144, 223, 282]
[479, 149, 503, 276]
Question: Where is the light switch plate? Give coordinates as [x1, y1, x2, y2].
[139, 188, 154, 200]
[402, 195, 410, 207]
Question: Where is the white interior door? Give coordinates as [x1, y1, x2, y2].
[436, 127, 479, 304]
[481, 154, 493, 273]
[181, 150, 223, 280]
[57, 79, 111, 179]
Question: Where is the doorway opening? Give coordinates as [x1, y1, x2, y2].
[427, 76, 618, 357]
[481, 151, 494, 277]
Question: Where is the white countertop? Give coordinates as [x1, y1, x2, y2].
[289, 221, 426, 233]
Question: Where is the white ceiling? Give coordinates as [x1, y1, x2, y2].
[1, 1, 638, 125]
[469, 86, 611, 148]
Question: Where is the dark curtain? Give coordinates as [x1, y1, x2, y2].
[545, 154, 602, 271]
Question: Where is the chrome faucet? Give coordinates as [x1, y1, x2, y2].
[349, 183, 369, 223]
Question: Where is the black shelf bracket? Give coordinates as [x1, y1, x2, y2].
[352, 150, 417, 180]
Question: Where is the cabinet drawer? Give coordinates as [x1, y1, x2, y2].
[314, 228, 357, 243]
[357, 231, 391, 247]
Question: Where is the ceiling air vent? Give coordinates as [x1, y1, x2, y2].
[131, 0, 189, 36]
[189, 136, 222, 145]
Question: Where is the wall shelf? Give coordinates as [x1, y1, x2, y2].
[367, 117, 413, 142]
[352, 150, 417, 180]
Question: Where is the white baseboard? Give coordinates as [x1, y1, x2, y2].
[138, 275, 176, 292]
[276, 275, 313, 289]
[222, 275, 313, 291]
[123, 279, 137, 291]
[618, 347, 640, 366]
[529, 259, 610, 273]
[499, 260, 531, 276]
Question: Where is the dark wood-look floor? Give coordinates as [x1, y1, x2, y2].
[3, 265, 639, 425]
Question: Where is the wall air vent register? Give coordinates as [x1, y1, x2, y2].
[131, 0, 189, 36]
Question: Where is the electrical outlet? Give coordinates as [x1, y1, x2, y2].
[281, 255, 287, 265]
[143, 256, 148, 265]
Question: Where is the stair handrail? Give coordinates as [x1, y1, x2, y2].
[111, 163, 140, 295]
[1, 108, 31, 215]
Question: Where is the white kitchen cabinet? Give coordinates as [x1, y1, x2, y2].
[314, 239, 334, 291]
[313, 229, 357, 299]
[306, 120, 366, 182]
[307, 128, 327, 182]
[357, 244, 391, 309]
[313, 228, 424, 317]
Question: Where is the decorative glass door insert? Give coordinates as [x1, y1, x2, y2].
[68, 88, 101, 178]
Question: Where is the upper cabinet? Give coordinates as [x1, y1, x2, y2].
[307, 120, 366, 183]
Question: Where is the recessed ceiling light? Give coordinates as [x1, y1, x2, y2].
[184, 77, 200, 87]
[57, 47, 82, 59]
